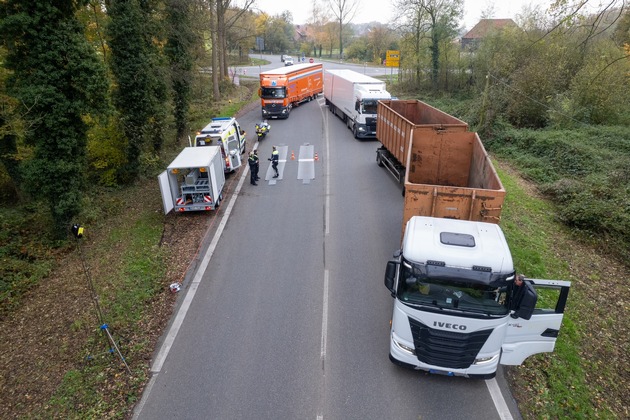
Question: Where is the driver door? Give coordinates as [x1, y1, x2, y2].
[500, 279, 571, 365]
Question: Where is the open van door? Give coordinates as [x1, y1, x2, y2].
[500, 279, 571, 365]
[158, 171, 174, 215]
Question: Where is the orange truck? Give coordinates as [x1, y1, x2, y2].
[259, 63, 323, 119]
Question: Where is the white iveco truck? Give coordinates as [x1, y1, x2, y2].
[384, 216, 571, 379]
[324, 69, 391, 139]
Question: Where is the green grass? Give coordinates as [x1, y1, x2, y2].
[46, 205, 164, 417]
[496, 163, 618, 419]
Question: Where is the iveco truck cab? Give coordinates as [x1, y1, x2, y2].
[385, 216, 571, 379]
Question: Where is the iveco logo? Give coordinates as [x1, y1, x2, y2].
[433, 321, 467, 331]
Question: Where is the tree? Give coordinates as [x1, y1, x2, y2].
[395, 0, 463, 90]
[0, 0, 108, 237]
[0, 62, 22, 197]
[107, 0, 166, 180]
[328, 0, 360, 58]
[366, 24, 393, 64]
[307, 0, 332, 57]
[165, 0, 199, 142]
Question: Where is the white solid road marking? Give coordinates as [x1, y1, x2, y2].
[486, 377, 514, 420]
[133, 152, 252, 419]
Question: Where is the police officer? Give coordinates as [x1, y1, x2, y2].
[269, 146, 279, 178]
[252, 149, 260, 181]
[248, 150, 259, 185]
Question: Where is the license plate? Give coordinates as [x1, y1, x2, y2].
[429, 369, 454, 376]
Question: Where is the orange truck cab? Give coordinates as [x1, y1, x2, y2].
[258, 63, 323, 119]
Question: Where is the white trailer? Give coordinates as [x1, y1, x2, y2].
[324, 69, 391, 139]
[158, 146, 225, 214]
[384, 216, 571, 379]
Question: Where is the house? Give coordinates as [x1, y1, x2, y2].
[461, 19, 517, 50]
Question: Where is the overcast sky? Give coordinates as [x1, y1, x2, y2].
[252, 0, 552, 29]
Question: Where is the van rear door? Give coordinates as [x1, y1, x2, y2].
[500, 279, 571, 365]
[158, 171, 174, 214]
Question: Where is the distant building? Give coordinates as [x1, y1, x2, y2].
[461, 19, 518, 50]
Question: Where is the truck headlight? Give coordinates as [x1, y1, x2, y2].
[393, 339, 415, 355]
[473, 354, 499, 365]
[358, 126, 366, 132]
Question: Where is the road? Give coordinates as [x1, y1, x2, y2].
[230, 53, 399, 80]
[134, 93, 520, 419]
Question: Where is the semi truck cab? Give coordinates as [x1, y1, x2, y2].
[384, 216, 571, 378]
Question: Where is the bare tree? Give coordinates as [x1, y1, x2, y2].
[394, 0, 462, 89]
[327, 0, 360, 58]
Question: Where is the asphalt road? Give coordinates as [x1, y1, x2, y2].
[134, 94, 521, 419]
[231, 53, 399, 79]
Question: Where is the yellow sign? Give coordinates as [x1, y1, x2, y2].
[386, 50, 400, 67]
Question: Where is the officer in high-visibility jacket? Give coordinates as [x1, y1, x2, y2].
[269, 146, 279, 178]
[248, 151, 259, 185]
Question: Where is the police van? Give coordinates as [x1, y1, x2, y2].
[194, 117, 247, 172]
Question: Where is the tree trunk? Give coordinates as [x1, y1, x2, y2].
[210, 0, 220, 99]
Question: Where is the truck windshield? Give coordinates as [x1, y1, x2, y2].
[260, 87, 286, 99]
[397, 259, 510, 316]
[362, 100, 378, 114]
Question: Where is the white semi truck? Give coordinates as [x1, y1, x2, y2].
[324, 69, 391, 139]
[384, 216, 571, 379]
[158, 146, 225, 214]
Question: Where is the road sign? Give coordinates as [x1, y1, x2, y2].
[386, 50, 400, 67]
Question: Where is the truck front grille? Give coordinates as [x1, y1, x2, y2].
[365, 117, 376, 131]
[408, 317, 493, 369]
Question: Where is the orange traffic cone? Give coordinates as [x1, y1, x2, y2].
[291, 151, 295, 160]
[314, 152, 319, 161]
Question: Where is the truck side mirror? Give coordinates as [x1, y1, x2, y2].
[513, 282, 537, 320]
[384, 261, 398, 296]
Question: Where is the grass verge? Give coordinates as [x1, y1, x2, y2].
[497, 162, 627, 419]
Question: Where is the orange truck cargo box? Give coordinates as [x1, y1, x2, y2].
[259, 63, 323, 119]
[402, 130, 505, 232]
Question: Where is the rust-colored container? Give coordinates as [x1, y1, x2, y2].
[402, 130, 505, 232]
[376, 99, 469, 165]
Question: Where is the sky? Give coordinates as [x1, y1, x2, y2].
[252, 0, 551, 30]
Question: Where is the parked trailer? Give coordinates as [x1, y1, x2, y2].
[402, 130, 505, 230]
[259, 63, 323, 119]
[376, 99, 468, 183]
[158, 146, 225, 214]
